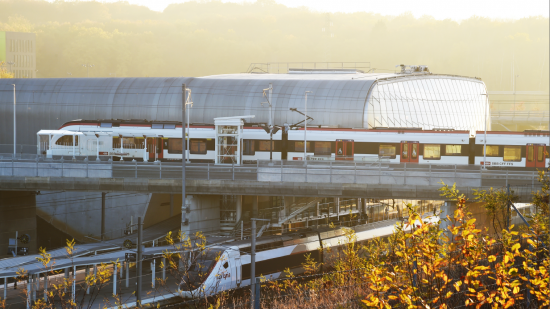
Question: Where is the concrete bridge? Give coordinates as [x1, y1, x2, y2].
[0, 157, 541, 201]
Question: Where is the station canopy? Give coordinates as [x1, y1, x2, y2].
[0, 68, 488, 146]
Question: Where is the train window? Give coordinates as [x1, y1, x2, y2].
[401, 142, 408, 159]
[258, 141, 274, 151]
[538, 147, 544, 162]
[122, 137, 133, 147]
[378, 145, 396, 159]
[164, 124, 176, 129]
[445, 145, 461, 155]
[243, 140, 255, 155]
[121, 137, 144, 148]
[527, 145, 534, 162]
[100, 122, 112, 128]
[484, 145, 499, 157]
[411, 144, 418, 159]
[295, 141, 311, 152]
[503, 146, 521, 162]
[315, 141, 331, 156]
[55, 135, 78, 146]
[168, 138, 183, 154]
[190, 140, 207, 154]
[423, 144, 441, 160]
[152, 124, 163, 129]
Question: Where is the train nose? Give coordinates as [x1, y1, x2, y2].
[176, 287, 194, 299]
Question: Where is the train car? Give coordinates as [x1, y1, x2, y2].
[286, 127, 472, 165]
[37, 119, 282, 162]
[177, 216, 439, 298]
[37, 119, 550, 169]
[474, 131, 549, 168]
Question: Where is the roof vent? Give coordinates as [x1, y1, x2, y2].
[396, 64, 430, 74]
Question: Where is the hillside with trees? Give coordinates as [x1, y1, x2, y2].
[0, 0, 547, 93]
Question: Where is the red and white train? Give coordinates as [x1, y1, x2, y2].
[37, 119, 549, 169]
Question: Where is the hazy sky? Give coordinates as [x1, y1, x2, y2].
[67, 0, 549, 20]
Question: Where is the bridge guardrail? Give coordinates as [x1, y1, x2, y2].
[0, 155, 543, 192]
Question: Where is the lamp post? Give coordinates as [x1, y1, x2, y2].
[181, 84, 187, 232]
[185, 89, 193, 163]
[82, 64, 94, 77]
[304, 91, 312, 161]
[12, 84, 16, 157]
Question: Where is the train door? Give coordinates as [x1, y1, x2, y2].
[147, 138, 157, 161]
[400, 141, 419, 163]
[335, 139, 354, 161]
[158, 138, 164, 160]
[526, 144, 546, 168]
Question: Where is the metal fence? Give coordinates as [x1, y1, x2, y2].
[0, 155, 543, 189]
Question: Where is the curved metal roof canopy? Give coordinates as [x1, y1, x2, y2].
[0, 72, 486, 147]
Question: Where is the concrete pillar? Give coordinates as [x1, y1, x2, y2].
[181, 195, 221, 235]
[252, 196, 258, 218]
[236, 195, 242, 222]
[3, 277, 7, 300]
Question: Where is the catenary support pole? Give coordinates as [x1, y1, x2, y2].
[101, 192, 106, 241]
[151, 261, 155, 288]
[249, 218, 269, 309]
[162, 257, 166, 280]
[113, 263, 117, 295]
[269, 83, 273, 161]
[181, 84, 187, 232]
[125, 261, 129, 288]
[136, 217, 143, 304]
[72, 266, 75, 303]
[483, 92, 488, 169]
[250, 220, 256, 309]
[12, 84, 16, 157]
